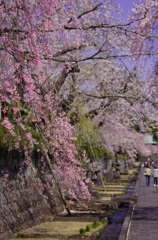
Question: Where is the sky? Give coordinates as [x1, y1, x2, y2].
[116, 0, 140, 19]
[116, 0, 153, 78]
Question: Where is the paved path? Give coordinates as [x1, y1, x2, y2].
[127, 167, 158, 240]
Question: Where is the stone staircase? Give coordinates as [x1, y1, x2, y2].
[92, 171, 135, 202]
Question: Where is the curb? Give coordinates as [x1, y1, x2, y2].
[118, 202, 135, 240]
[117, 169, 141, 240]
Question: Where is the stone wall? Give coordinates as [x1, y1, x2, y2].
[0, 176, 64, 240]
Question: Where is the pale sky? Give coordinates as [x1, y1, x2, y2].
[116, 0, 140, 18]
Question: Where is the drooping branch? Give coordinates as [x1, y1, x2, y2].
[77, 52, 153, 63]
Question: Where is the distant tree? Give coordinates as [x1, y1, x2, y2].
[68, 59, 150, 160]
[129, 0, 158, 60]
[128, 0, 158, 140]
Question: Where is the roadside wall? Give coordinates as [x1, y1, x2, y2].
[0, 176, 64, 240]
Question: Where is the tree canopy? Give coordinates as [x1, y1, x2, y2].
[0, 0, 158, 208]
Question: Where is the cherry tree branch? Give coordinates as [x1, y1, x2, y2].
[68, 2, 102, 23]
[82, 91, 139, 101]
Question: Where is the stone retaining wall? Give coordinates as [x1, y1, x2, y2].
[0, 176, 64, 240]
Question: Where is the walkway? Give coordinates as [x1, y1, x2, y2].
[127, 167, 158, 240]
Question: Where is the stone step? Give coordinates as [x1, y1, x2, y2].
[128, 170, 134, 175]
[94, 185, 127, 187]
[100, 196, 112, 201]
[104, 186, 127, 190]
[93, 188, 126, 193]
[105, 183, 127, 186]
[106, 179, 131, 183]
[105, 189, 127, 192]
[97, 188, 127, 191]
[100, 191, 124, 195]
[120, 176, 131, 180]
[98, 194, 124, 198]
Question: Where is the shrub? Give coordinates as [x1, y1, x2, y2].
[79, 228, 86, 235]
[91, 221, 101, 229]
[86, 225, 90, 232]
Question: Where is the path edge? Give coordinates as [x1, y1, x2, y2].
[118, 168, 141, 240]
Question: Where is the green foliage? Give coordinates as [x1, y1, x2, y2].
[133, 124, 141, 132]
[79, 221, 101, 235]
[91, 221, 101, 229]
[135, 152, 141, 162]
[0, 125, 22, 149]
[74, 106, 100, 159]
[79, 228, 86, 235]
[85, 225, 90, 232]
[0, 119, 41, 151]
[68, 102, 112, 161]
[30, 128, 41, 142]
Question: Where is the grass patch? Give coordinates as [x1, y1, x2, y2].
[79, 220, 103, 235]
[12, 238, 90, 240]
[11, 239, 60, 240]
[19, 221, 91, 235]
[12, 221, 104, 239]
